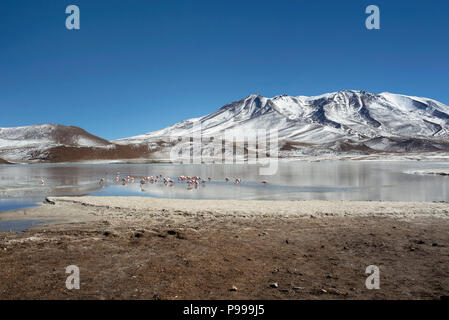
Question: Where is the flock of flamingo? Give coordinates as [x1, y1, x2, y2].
[39, 174, 268, 191]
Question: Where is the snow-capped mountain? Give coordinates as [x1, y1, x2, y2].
[0, 124, 153, 163]
[2, 91, 449, 163]
[0, 124, 111, 148]
[114, 90, 449, 156]
[0, 124, 113, 162]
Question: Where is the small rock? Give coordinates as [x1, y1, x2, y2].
[320, 289, 327, 294]
[270, 282, 279, 288]
[432, 243, 438, 247]
[328, 288, 343, 295]
[44, 198, 55, 205]
[285, 239, 289, 244]
[230, 285, 238, 291]
[103, 231, 111, 237]
[409, 247, 416, 251]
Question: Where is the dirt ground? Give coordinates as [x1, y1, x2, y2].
[0, 197, 448, 300]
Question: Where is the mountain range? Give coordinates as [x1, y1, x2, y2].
[1, 90, 449, 163]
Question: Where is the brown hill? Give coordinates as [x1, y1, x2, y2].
[0, 158, 12, 164]
[0, 124, 163, 163]
[37, 144, 155, 163]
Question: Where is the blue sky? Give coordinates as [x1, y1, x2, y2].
[1, 0, 448, 140]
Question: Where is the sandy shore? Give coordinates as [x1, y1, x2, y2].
[1, 196, 449, 300]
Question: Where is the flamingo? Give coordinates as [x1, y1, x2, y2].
[39, 179, 45, 186]
[225, 177, 230, 182]
[261, 180, 268, 185]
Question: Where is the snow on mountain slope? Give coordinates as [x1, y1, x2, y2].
[114, 91, 449, 155]
[0, 124, 110, 148]
[3, 91, 449, 163]
[0, 124, 114, 162]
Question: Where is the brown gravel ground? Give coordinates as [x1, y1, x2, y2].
[0, 197, 448, 300]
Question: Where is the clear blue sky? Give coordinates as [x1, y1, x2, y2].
[1, 0, 448, 140]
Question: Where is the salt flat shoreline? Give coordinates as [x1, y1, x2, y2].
[1, 196, 449, 223]
[1, 196, 449, 300]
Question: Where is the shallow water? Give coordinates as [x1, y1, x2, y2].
[0, 199, 37, 212]
[0, 160, 449, 212]
[0, 219, 46, 232]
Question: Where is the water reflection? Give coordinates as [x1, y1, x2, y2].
[0, 161, 449, 211]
